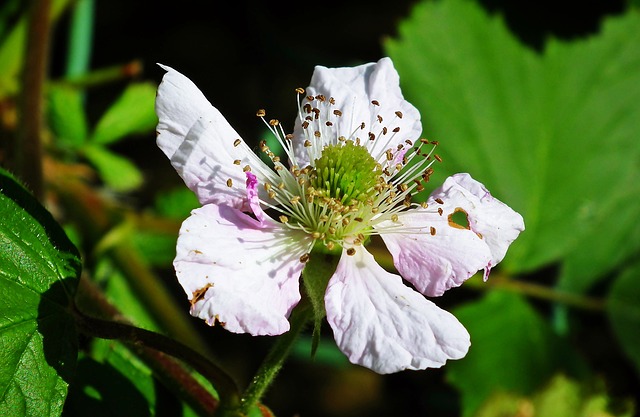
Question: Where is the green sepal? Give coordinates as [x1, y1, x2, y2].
[301, 251, 340, 358]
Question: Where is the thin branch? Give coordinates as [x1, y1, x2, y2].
[75, 277, 242, 416]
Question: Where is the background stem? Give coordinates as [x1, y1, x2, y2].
[15, 0, 51, 199]
[75, 277, 241, 415]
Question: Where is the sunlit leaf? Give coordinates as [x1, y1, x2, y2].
[0, 168, 80, 416]
[81, 144, 143, 191]
[385, 0, 640, 274]
[90, 82, 158, 145]
[607, 262, 640, 374]
[447, 291, 583, 417]
[48, 85, 89, 149]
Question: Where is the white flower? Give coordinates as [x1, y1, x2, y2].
[155, 58, 525, 374]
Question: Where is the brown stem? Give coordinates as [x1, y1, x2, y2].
[16, 0, 52, 199]
[75, 277, 242, 416]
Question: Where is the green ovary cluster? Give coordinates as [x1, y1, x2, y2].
[311, 141, 382, 205]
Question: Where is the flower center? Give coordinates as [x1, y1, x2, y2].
[310, 141, 381, 206]
[253, 90, 441, 254]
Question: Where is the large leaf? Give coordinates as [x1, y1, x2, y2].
[385, 0, 640, 274]
[447, 290, 583, 417]
[0, 168, 81, 416]
[607, 262, 640, 375]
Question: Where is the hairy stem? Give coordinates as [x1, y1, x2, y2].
[240, 300, 313, 414]
[75, 277, 241, 415]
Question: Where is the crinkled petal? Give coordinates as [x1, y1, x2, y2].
[378, 208, 493, 297]
[324, 246, 470, 374]
[428, 173, 525, 268]
[174, 204, 313, 335]
[156, 64, 276, 208]
[292, 57, 422, 167]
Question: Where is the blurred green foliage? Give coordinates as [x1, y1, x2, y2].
[0, 0, 638, 416]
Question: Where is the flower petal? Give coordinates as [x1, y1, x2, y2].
[293, 58, 422, 167]
[379, 209, 492, 297]
[174, 203, 313, 335]
[156, 65, 276, 208]
[324, 246, 470, 374]
[428, 173, 525, 270]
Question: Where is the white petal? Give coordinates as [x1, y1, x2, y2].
[324, 246, 470, 374]
[292, 58, 422, 167]
[174, 204, 313, 335]
[379, 209, 493, 297]
[156, 65, 276, 208]
[428, 173, 525, 269]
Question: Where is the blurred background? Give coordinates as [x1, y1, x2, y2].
[1, 0, 639, 416]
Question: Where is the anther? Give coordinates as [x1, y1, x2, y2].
[430, 226, 436, 236]
[434, 154, 443, 162]
[226, 179, 233, 187]
[435, 198, 444, 204]
[395, 111, 403, 118]
[269, 119, 279, 126]
[371, 100, 380, 106]
[233, 139, 241, 147]
[300, 253, 310, 263]
[333, 109, 342, 116]
[346, 248, 356, 256]
[279, 215, 289, 223]
[256, 109, 266, 117]
[243, 165, 251, 172]
[233, 159, 241, 165]
[295, 87, 305, 94]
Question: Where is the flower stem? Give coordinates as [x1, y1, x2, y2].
[239, 300, 313, 414]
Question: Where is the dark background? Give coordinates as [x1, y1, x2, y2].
[53, 1, 629, 416]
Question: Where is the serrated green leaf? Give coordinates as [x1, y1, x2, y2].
[0, 168, 81, 416]
[48, 85, 89, 148]
[447, 291, 581, 417]
[82, 144, 143, 191]
[385, 0, 640, 274]
[607, 262, 640, 374]
[90, 82, 158, 145]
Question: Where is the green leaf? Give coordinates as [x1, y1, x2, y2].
[48, 85, 89, 149]
[82, 144, 144, 191]
[447, 291, 582, 417]
[607, 262, 640, 374]
[385, 0, 640, 274]
[0, 168, 81, 416]
[90, 82, 158, 145]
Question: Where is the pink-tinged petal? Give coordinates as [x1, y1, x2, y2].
[156, 65, 276, 208]
[292, 58, 422, 166]
[174, 204, 313, 335]
[428, 173, 525, 270]
[379, 210, 492, 297]
[324, 246, 470, 374]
